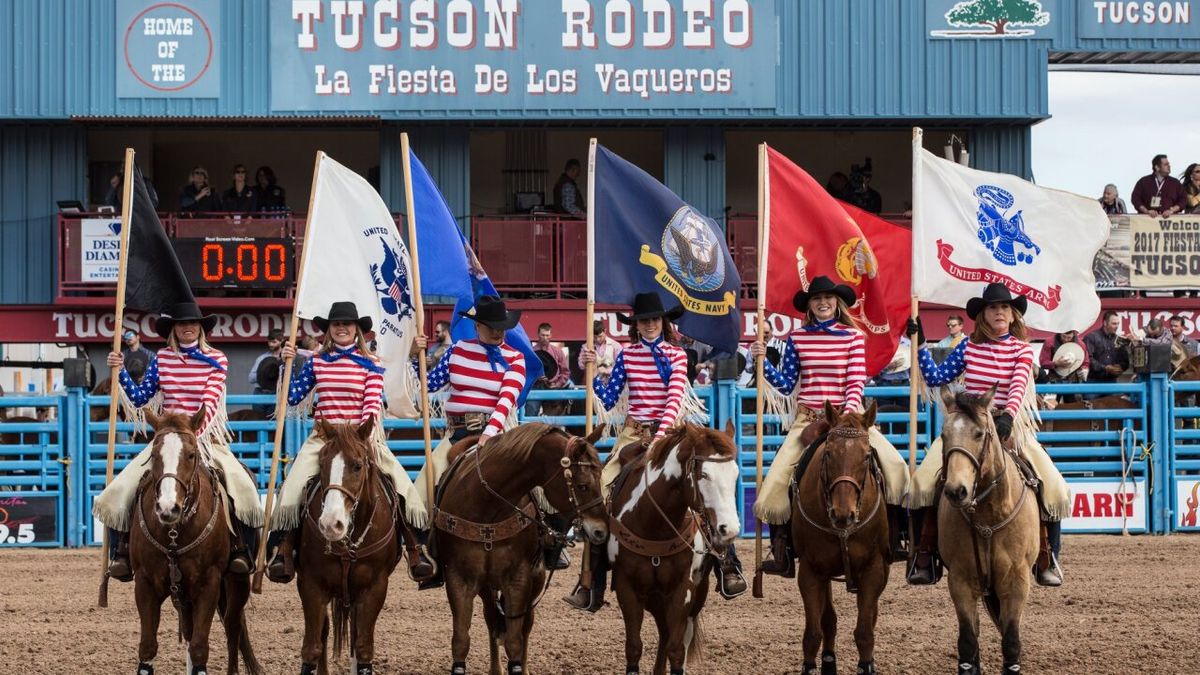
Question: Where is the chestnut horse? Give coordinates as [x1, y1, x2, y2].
[938, 389, 1039, 675]
[131, 410, 263, 675]
[295, 418, 403, 675]
[435, 423, 608, 675]
[791, 401, 890, 675]
[608, 422, 741, 675]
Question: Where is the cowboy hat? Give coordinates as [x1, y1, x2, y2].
[313, 301, 373, 334]
[458, 295, 522, 331]
[615, 292, 684, 325]
[793, 275, 856, 313]
[155, 301, 217, 338]
[965, 283, 1028, 321]
[1052, 342, 1086, 378]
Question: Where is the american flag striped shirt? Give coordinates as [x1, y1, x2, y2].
[761, 324, 866, 412]
[427, 339, 527, 438]
[287, 349, 383, 423]
[593, 339, 689, 441]
[118, 344, 228, 434]
[917, 335, 1034, 416]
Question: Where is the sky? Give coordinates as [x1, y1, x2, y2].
[1031, 72, 1200, 203]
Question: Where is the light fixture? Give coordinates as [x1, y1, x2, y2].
[944, 134, 970, 167]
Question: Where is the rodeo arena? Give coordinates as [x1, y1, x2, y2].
[7, 2, 1200, 675]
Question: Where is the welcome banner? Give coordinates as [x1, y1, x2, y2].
[1094, 215, 1200, 290]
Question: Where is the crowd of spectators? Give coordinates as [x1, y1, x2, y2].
[1109, 154, 1200, 217]
[104, 164, 289, 215]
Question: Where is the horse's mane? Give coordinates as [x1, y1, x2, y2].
[648, 423, 734, 464]
[476, 422, 558, 464]
[317, 423, 372, 464]
[152, 412, 197, 437]
[952, 390, 994, 426]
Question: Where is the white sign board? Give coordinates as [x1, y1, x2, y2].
[1063, 479, 1147, 533]
[80, 218, 122, 282]
[1176, 478, 1200, 530]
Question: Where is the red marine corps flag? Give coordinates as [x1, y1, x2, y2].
[761, 145, 911, 376]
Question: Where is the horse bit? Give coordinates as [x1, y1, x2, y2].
[638, 449, 736, 567]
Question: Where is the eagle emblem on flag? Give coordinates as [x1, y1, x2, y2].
[370, 237, 414, 320]
[975, 185, 1042, 267]
[660, 206, 726, 292]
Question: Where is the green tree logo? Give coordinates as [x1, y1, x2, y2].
[933, 0, 1050, 37]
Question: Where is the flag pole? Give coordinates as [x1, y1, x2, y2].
[252, 150, 325, 594]
[752, 142, 768, 599]
[581, 138, 598, 589]
[98, 147, 138, 608]
[907, 127, 924, 552]
[400, 133, 437, 512]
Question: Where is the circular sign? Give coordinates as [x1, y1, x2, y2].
[123, 2, 214, 92]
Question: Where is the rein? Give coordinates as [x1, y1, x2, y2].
[794, 424, 883, 594]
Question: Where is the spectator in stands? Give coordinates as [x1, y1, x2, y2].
[1084, 311, 1130, 383]
[580, 320, 622, 385]
[180, 166, 221, 213]
[1040, 330, 1089, 382]
[676, 332, 712, 385]
[552, 159, 585, 218]
[935, 314, 967, 349]
[527, 322, 570, 416]
[255, 165, 288, 213]
[1170, 315, 1199, 358]
[1141, 318, 1172, 346]
[1099, 183, 1127, 215]
[845, 160, 882, 214]
[222, 164, 258, 213]
[426, 320, 452, 370]
[249, 329, 285, 413]
[875, 335, 911, 388]
[1182, 163, 1200, 215]
[1131, 154, 1186, 218]
[105, 171, 159, 211]
[120, 330, 154, 382]
[295, 334, 319, 372]
[825, 171, 850, 200]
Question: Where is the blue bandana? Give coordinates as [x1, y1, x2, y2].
[181, 346, 226, 372]
[321, 345, 385, 374]
[642, 337, 672, 386]
[482, 343, 510, 373]
[802, 318, 851, 336]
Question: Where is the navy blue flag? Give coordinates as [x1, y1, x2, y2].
[593, 145, 742, 355]
[407, 149, 543, 405]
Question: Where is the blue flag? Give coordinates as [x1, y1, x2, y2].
[408, 149, 543, 404]
[593, 145, 742, 356]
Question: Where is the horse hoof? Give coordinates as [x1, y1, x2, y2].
[136, 663, 153, 675]
[300, 663, 318, 675]
[821, 651, 837, 675]
[802, 662, 819, 675]
[1004, 663, 1022, 672]
[191, 667, 207, 675]
[957, 661, 981, 675]
[450, 661, 467, 675]
[857, 660, 877, 674]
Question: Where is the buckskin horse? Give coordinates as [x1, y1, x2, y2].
[130, 410, 264, 675]
[434, 422, 608, 675]
[937, 389, 1039, 675]
[791, 401, 890, 675]
[295, 418, 416, 675]
[607, 422, 740, 675]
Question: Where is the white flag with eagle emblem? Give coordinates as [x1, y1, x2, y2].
[913, 132, 1109, 332]
[295, 154, 419, 418]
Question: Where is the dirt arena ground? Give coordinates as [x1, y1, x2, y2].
[2, 535, 1197, 674]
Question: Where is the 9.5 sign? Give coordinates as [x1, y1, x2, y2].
[172, 237, 295, 289]
[0, 495, 59, 546]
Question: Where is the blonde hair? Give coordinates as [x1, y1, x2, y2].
[166, 325, 215, 353]
[320, 326, 375, 357]
[804, 297, 859, 332]
[971, 306, 1029, 343]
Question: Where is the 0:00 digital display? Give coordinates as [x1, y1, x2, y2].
[172, 237, 295, 289]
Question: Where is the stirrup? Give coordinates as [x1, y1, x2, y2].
[407, 545, 437, 582]
[266, 555, 294, 584]
[716, 564, 748, 599]
[108, 557, 134, 583]
[1034, 552, 1063, 587]
[563, 582, 604, 612]
[905, 550, 943, 586]
[228, 551, 254, 575]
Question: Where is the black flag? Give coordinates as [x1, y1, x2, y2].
[123, 166, 194, 312]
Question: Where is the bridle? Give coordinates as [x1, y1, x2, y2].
[634, 439, 737, 565]
[795, 423, 882, 594]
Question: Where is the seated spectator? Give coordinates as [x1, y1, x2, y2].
[579, 320, 622, 384]
[935, 314, 967, 349]
[1183, 163, 1200, 215]
[1040, 330, 1089, 383]
[1084, 311, 1130, 383]
[180, 166, 221, 213]
[222, 164, 258, 213]
[1131, 154, 1186, 218]
[1099, 183, 1127, 215]
[255, 165, 287, 213]
[552, 159, 585, 218]
[1170, 315, 1199, 358]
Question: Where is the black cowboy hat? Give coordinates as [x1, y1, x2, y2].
[965, 283, 1028, 321]
[155, 302, 217, 338]
[615, 292, 684, 325]
[793, 275, 856, 313]
[458, 295, 521, 331]
[313, 301, 373, 334]
[255, 356, 282, 391]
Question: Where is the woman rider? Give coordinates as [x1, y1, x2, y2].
[265, 301, 435, 583]
[752, 276, 911, 577]
[906, 283, 1067, 587]
[565, 292, 747, 611]
[94, 302, 263, 580]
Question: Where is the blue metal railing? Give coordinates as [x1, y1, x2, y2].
[0, 396, 67, 547]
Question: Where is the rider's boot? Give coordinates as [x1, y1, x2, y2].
[416, 528, 446, 591]
[397, 516, 437, 583]
[759, 522, 795, 577]
[1034, 519, 1064, 587]
[564, 539, 608, 612]
[543, 513, 571, 570]
[266, 528, 296, 583]
[714, 543, 748, 599]
[107, 527, 133, 582]
[227, 517, 256, 575]
[906, 508, 943, 585]
[886, 504, 908, 563]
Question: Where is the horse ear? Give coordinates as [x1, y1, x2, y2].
[940, 387, 957, 412]
[722, 418, 735, 439]
[357, 416, 376, 442]
[314, 420, 332, 441]
[585, 424, 604, 445]
[982, 384, 998, 410]
[190, 408, 205, 433]
[862, 400, 877, 428]
[823, 400, 838, 424]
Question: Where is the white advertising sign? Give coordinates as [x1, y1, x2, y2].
[1176, 478, 1200, 530]
[1063, 479, 1147, 533]
[80, 218, 122, 282]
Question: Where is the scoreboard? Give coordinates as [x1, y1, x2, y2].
[171, 237, 295, 289]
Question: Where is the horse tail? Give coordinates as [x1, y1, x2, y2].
[331, 601, 349, 658]
[685, 609, 705, 669]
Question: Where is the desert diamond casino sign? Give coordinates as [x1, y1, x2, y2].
[117, 0, 221, 98]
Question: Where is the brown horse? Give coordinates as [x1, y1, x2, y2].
[1039, 394, 1139, 434]
[791, 401, 890, 675]
[608, 422, 741, 675]
[295, 418, 402, 675]
[131, 409, 263, 675]
[938, 389, 1039, 675]
[435, 423, 608, 675]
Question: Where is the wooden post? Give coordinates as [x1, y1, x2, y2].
[752, 142, 768, 599]
[98, 147, 138, 607]
[581, 137, 598, 588]
[251, 150, 325, 594]
[400, 133, 437, 511]
[907, 127, 924, 551]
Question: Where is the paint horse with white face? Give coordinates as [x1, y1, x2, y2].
[607, 423, 741, 675]
[295, 419, 403, 675]
[130, 410, 263, 675]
